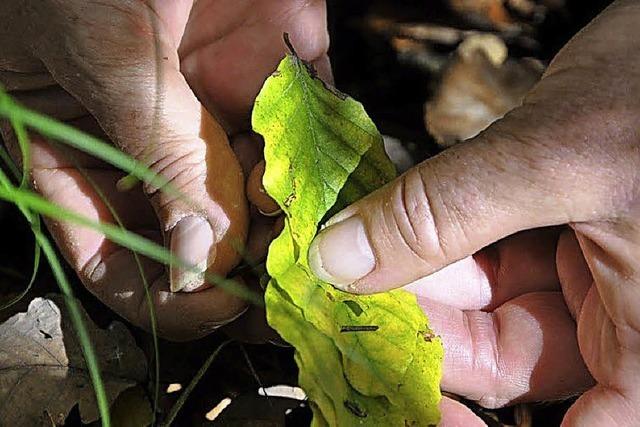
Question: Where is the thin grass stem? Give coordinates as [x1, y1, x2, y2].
[161, 340, 231, 426]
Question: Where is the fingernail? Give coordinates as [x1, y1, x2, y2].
[170, 216, 215, 292]
[308, 216, 375, 290]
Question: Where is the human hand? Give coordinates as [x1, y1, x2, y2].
[0, 0, 329, 340]
[309, 1, 640, 424]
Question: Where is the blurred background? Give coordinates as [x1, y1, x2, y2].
[330, 0, 613, 158]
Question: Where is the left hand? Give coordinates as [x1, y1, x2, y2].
[0, 0, 330, 340]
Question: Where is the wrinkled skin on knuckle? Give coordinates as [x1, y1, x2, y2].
[144, 141, 248, 276]
[142, 142, 207, 207]
[393, 168, 442, 260]
[374, 168, 446, 274]
[413, 146, 504, 258]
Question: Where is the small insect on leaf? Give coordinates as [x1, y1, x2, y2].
[344, 400, 367, 418]
[283, 193, 296, 207]
[340, 325, 379, 333]
[423, 331, 436, 342]
[343, 300, 363, 316]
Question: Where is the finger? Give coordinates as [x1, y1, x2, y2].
[556, 229, 593, 320]
[241, 211, 283, 270]
[89, 248, 247, 341]
[308, 103, 625, 293]
[572, 272, 640, 415]
[179, 0, 331, 131]
[420, 292, 593, 408]
[14, 131, 249, 339]
[404, 228, 561, 310]
[231, 133, 263, 178]
[1, 119, 155, 274]
[28, 1, 249, 292]
[439, 396, 487, 427]
[244, 213, 278, 264]
[562, 384, 639, 427]
[246, 160, 280, 216]
[19, 132, 158, 270]
[559, 223, 640, 427]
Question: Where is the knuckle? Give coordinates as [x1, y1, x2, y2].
[477, 394, 509, 410]
[463, 311, 510, 409]
[386, 168, 446, 266]
[142, 142, 205, 198]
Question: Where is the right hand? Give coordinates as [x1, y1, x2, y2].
[309, 0, 640, 424]
[0, 0, 330, 340]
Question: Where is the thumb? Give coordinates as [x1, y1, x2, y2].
[29, 0, 248, 292]
[308, 106, 616, 294]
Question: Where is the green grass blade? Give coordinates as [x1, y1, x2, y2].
[35, 229, 112, 426]
[0, 184, 261, 305]
[0, 118, 43, 311]
[10, 118, 30, 188]
[0, 167, 110, 425]
[161, 340, 231, 427]
[0, 90, 172, 195]
[74, 164, 161, 422]
[0, 144, 20, 182]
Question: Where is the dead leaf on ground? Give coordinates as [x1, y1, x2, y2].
[450, 0, 517, 29]
[89, 385, 153, 427]
[425, 34, 543, 146]
[364, 17, 541, 74]
[448, 0, 552, 31]
[0, 296, 147, 426]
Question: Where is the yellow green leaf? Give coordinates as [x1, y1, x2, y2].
[253, 51, 443, 426]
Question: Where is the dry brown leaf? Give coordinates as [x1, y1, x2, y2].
[0, 297, 147, 426]
[93, 385, 153, 427]
[449, 0, 516, 29]
[425, 35, 543, 146]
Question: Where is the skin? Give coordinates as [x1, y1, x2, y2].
[247, 160, 281, 215]
[0, 0, 329, 340]
[309, 1, 640, 425]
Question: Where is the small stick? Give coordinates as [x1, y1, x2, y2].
[340, 325, 379, 333]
